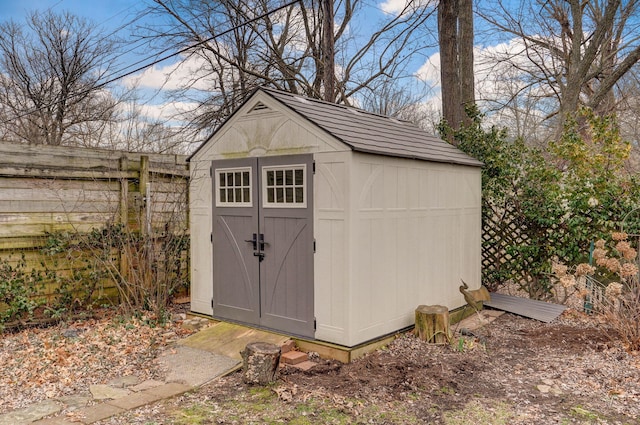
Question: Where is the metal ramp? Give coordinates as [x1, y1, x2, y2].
[484, 293, 567, 323]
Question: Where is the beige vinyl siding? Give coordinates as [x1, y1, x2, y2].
[189, 88, 482, 347]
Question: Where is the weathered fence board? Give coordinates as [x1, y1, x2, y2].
[0, 141, 189, 304]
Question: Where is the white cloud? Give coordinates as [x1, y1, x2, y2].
[380, 0, 408, 14]
[412, 36, 559, 135]
[379, 0, 436, 15]
[415, 52, 440, 85]
[122, 54, 218, 91]
[136, 101, 199, 122]
[415, 37, 553, 108]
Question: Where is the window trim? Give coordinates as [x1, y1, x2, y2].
[262, 164, 307, 208]
[214, 166, 253, 207]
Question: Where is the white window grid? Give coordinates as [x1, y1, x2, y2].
[215, 167, 252, 207]
[262, 164, 307, 208]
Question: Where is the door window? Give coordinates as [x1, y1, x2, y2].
[262, 165, 306, 208]
[215, 167, 252, 206]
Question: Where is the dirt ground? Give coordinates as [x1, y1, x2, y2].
[97, 309, 640, 425]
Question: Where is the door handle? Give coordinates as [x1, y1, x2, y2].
[244, 233, 257, 251]
[259, 233, 268, 251]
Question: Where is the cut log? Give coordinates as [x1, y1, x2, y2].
[415, 305, 450, 344]
[240, 342, 281, 385]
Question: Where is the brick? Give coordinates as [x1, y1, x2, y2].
[291, 360, 317, 372]
[143, 382, 191, 399]
[105, 392, 162, 410]
[76, 403, 124, 424]
[280, 350, 308, 365]
[280, 340, 296, 354]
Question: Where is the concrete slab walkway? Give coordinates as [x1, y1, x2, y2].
[158, 345, 239, 386]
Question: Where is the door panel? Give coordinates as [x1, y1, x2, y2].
[212, 159, 259, 324]
[211, 155, 314, 338]
[259, 155, 314, 337]
[261, 217, 313, 336]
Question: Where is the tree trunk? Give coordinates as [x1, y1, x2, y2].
[415, 305, 450, 344]
[321, 0, 335, 102]
[458, 0, 475, 125]
[240, 342, 281, 385]
[438, 0, 461, 136]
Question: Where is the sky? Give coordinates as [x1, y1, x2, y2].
[0, 0, 518, 128]
[0, 0, 437, 121]
[0, 0, 147, 31]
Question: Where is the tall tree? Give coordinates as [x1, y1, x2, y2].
[140, 0, 436, 134]
[0, 10, 121, 146]
[321, 0, 335, 101]
[478, 0, 640, 131]
[438, 0, 475, 137]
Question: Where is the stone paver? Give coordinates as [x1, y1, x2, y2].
[55, 394, 91, 411]
[32, 417, 77, 425]
[143, 382, 191, 399]
[105, 391, 162, 410]
[89, 384, 131, 400]
[158, 345, 239, 386]
[76, 403, 125, 424]
[129, 379, 164, 392]
[107, 375, 139, 388]
[0, 400, 62, 425]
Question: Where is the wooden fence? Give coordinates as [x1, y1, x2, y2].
[0, 141, 189, 303]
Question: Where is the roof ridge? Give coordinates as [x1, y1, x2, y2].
[258, 86, 416, 126]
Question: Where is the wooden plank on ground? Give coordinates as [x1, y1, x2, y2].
[179, 321, 289, 360]
[484, 293, 567, 323]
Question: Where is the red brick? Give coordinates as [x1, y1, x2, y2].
[280, 340, 296, 354]
[280, 350, 308, 365]
[291, 360, 317, 371]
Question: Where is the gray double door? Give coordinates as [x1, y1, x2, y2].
[211, 155, 314, 338]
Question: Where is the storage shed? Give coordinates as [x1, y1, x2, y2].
[188, 87, 483, 347]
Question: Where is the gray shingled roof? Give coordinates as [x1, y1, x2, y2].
[260, 87, 482, 167]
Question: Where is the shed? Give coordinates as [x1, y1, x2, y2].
[188, 87, 483, 347]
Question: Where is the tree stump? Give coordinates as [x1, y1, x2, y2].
[240, 342, 281, 385]
[415, 305, 450, 344]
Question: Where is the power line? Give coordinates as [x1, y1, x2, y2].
[0, 0, 302, 126]
[101, 0, 301, 87]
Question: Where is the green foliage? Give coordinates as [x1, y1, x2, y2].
[0, 222, 189, 331]
[446, 106, 640, 298]
[42, 230, 111, 311]
[0, 254, 46, 329]
[45, 223, 190, 321]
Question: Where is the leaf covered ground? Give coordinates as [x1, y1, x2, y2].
[0, 307, 192, 414]
[2, 308, 640, 424]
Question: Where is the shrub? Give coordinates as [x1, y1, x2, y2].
[551, 232, 640, 351]
[446, 107, 640, 298]
[79, 223, 190, 320]
[45, 223, 189, 321]
[0, 222, 189, 331]
[0, 254, 46, 330]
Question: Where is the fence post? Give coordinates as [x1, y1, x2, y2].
[119, 156, 130, 285]
[140, 156, 150, 236]
[119, 157, 129, 226]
